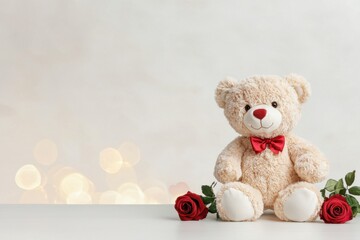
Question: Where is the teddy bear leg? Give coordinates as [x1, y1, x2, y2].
[216, 182, 263, 221]
[274, 181, 323, 222]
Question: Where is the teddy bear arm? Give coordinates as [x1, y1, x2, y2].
[288, 135, 329, 183]
[214, 137, 244, 184]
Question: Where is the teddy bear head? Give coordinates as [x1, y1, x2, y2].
[215, 74, 311, 138]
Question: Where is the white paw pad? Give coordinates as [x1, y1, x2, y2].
[221, 188, 254, 221]
[283, 188, 318, 221]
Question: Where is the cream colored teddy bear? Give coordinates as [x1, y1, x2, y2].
[214, 74, 329, 222]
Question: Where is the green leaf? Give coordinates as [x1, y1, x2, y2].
[201, 196, 215, 205]
[349, 186, 360, 195]
[208, 201, 217, 214]
[325, 179, 338, 192]
[329, 192, 335, 197]
[345, 170, 356, 186]
[334, 188, 346, 195]
[345, 194, 359, 207]
[351, 206, 358, 218]
[346, 194, 360, 217]
[320, 189, 326, 198]
[201, 185, 215, 197]
[335, 178, 344, 190]
[334, 179, 346, 195]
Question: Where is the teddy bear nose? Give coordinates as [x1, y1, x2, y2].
[253, 109, 267, 120]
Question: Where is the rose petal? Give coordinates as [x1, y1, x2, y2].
[174, 191, 208, 221]
[320, 194, 353, 224]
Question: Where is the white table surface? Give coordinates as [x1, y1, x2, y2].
[0, 205, 358, 240]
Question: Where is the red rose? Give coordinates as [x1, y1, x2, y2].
[174, 191, 208, 221]
[320, 194, 353, 224]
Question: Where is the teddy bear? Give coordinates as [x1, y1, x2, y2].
[214, 74, 329, 222]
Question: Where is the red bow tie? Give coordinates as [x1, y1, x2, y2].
[250, 135, 285, 154]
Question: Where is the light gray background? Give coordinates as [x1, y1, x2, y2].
[0, 0, 360, 202]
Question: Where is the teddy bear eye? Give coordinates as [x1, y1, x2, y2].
[271, 101, 278, 108]
[244, 104, 251, 112]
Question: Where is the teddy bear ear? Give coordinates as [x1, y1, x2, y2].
[285, 74, 311, 104]
[215, 77, 237, 108]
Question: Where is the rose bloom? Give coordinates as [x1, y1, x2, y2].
[174, 191, 208, 221]
[320, 194, 353, 224]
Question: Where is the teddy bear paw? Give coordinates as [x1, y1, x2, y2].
[274, 182, 322, 222]
[282, 188, 318, 221]
[294, 154, 329, 183]
[220, 188, 254, 221]
[215, 168, 238, 183]
[216, 182, 263, 221]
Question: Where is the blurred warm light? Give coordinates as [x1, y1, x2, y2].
[118, 183, 144, 204]
[48, 166, 74, 186]
[48, 166, 74, 202]
[14, 139, 186, 204]
[15, 164, 42, 190]
[60, 173, 90, 197]
[119, 142, 140, 166]
[66, 191, 92, 204]
[169, 182, 190, 203]
[106, 162, 137, 189]
[139, 178, 169, 203]
[33, 139, 58, 165]
[19, 187, 48, 204]
[144, 186, 169, 204]
[99, 148, 123, 174]
[99, 190, 121, 204]
[139, 178, 167, 191]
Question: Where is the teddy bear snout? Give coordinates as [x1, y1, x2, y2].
[243, 104, 283, 135]
[253, 109, 267, 120]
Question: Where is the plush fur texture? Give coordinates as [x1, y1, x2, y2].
[214, 74, 329, 221]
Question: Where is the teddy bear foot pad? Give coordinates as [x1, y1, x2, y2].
[221, 188, 255, 221]
[216, 182, 264, 221]
[273, 182, 322, 222]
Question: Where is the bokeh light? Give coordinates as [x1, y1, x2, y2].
[118, 183, 144, 204]
[33, 139, 58, 165]
[19, 187, 48, 204]
[66, 191, 92, 204]
[139, 178, 169, 203]
[15, 141, 188, 204]
[144, 186, 169, 204]
[99, 191, 122, 204]
[169, 182, 190, 203]
[99, 148, 123, 174]
[49, 166, 75, 186]
[60, 173, 90, 197]
[106, 162, 137, 189]
[15, 164, 42, 190]
[119, 142, 140, 166]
